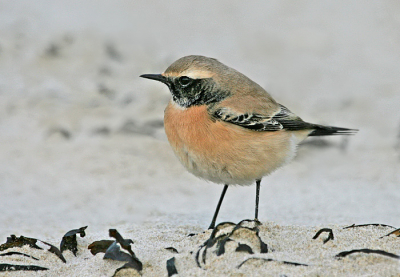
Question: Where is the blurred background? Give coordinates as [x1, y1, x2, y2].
[0, 1, 399, 239]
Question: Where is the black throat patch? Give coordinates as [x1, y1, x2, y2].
[167, 78, 230, 108]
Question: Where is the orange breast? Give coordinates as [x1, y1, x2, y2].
[164, 101, 296, 185]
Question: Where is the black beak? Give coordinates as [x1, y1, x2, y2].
[140, 74, 168, 84]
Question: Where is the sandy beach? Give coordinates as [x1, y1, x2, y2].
[0, 1, 399, 276]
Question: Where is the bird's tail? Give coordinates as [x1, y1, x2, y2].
[308, 124, 358, 136]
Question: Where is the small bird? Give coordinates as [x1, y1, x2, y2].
[141, 55, 357, 229]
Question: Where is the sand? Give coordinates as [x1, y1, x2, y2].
[0, 1, 400, 276]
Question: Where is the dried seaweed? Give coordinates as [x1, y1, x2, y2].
[166, 257, 178, 276]
[103, 229, 142, 273]
[0, 263, 48, 271]
[380, 228, 400, 239]
[312, 228, 334, 244]
[37, 240, 66, 263]
[88, 240, 114, 255]
[195, 221, 236, 267]
[0, 235, 66, 263]
[237, 257, 308, 268]
[60, 226, 87, 256]
[165, 247, 179, 253]
[336, 249, 400, 260]
[195, 220, 268, 268]
[104, 242, 133, 262]
[0, 235, 41, 251]
[343, 223, 396, 229]
[0, 251, 38, 260]
[235, 243, 254, 254]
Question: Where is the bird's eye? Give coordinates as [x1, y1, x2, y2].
[178, 76, 193, 87]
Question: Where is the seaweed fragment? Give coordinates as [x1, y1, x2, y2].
[165, 247, 179, 253]
[0, 235, 41, 251]
[335, 249, 400, 260]
[195, 221, 236, 267]
[0, 263, 48, 271]
[37, 240, 66, 263]
[343, 223, 396, 229]
[0, 251, 39, 260]
[88, 240, 114, 255]
[60, 226, 87, 256]
[195, 220, 268, 268]
[237, 257, 308, 268]
[312, 228, 334, 244]
[104, 242, 134, 262]
[0, 235, 66, 263]
[102, 229, 142, 273]
[166, 257, 178, 276]
[236, 243, 254, 254]
[379, 228, 400, 239]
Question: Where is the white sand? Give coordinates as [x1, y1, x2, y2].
[0, 1, 400, 276]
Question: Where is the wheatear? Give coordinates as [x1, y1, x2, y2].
[141, 55, 357, 229]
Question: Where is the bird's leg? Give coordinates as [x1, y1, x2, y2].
[208, 184, 229, 229]
[255, 179, 261, 221]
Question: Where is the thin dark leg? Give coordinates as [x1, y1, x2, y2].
[255, 179, 261, 220]
[208, 184, 229, 229]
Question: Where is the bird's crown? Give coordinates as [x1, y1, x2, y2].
[162, 55, 227, 79]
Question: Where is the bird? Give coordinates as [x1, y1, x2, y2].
[140, 55, 357, 229]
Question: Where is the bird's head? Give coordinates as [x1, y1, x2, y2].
[140, 55, 231, 108]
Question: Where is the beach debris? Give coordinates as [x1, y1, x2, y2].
[104, 241, 134, 262]
[195, 219, 268, 268]
[0, 235, 41, 251]
[312, 228, 334, 244]
[88, 229, 142, 276]
[335, 249, 400, 260]
[36, 240, 66, 263]
[235, 243, 254, 254]
[166, 257, 178, 276]
[380, 228, 400, 239]
[0, 251, 39, 260]
[0, 235, 66, 263]
[60, 226, 87, 256]
[165, 247, 179, 253]
[0, 263, 48, 271]
[237, 257, 308, 268]
[88, 240, 114, 255]
[343, 223, 396, 229]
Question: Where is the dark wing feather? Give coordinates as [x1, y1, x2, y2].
[212, 104, 313, 132]
[212, 107, 283, 132]
[212, 104, 358, 135]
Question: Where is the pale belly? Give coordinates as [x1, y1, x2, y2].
[164, 101, 308, 185]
